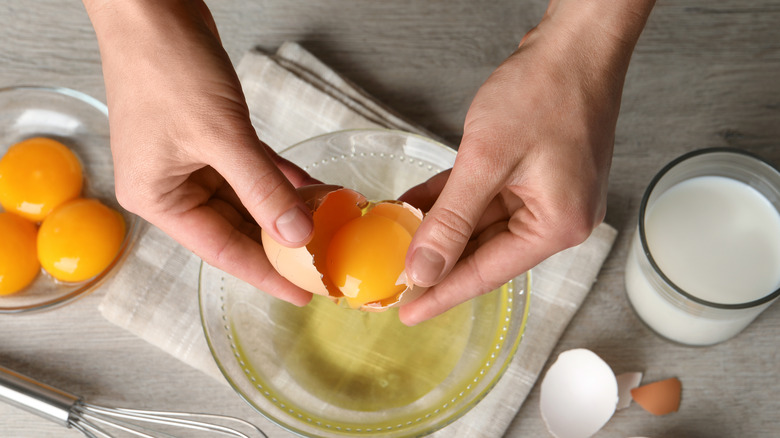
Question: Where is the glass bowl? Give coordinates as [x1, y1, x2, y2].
[0, 85, 140, 313]
[199, 129, 531, 437]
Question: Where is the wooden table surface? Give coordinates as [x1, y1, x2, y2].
[1, 1, 779, 437]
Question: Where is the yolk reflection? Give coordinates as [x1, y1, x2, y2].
[0, 212, 40, 295]
[37, 198, 125, 283]
[0, 137, 83, 222]
[326, 213, 412, 307]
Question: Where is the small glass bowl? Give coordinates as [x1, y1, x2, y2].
[0, 85, 140, 314]
[200, 129, 531, 437]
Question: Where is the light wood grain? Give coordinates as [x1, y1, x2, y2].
[1, 1, 779, 437]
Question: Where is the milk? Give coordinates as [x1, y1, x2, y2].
[625, 175, 780, 346]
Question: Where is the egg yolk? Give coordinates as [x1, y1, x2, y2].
[0, 137, 83, 222]
[0, 212, 40, 295]
[37, 198, 125, 283]
[326, 213, 412, 308]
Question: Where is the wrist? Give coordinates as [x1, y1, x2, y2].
[82, 0, 213, 47]
[522, 0, 656, 78]
[542, 0, 655, 49]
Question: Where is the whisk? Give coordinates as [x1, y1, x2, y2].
[0, 365, 269, 438]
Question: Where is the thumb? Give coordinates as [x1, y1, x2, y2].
[405, 157, 499, 287]
[208, 138, 314, 248]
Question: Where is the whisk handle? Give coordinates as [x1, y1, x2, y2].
[0, 365, 80, 427]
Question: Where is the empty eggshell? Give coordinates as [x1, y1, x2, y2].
[616, 371, 644, 410]
[540, 349, 618, 438]
[630, 377, 681, 416]
[261, 184, 427, 311]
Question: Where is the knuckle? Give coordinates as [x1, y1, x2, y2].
[202, 228, 241, 268]
[113, 182, 136, 213]
[548, 207, 600, 248]
[243, 172, 288, 217]
[114, 174, 148, 215]
[457, 142, 504, 178]
[427, 206, 473, 247]
[565, 218, 595, 246]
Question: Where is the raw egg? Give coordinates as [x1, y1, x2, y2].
[262, 185, 427, 311]
[0, 212, 40, 295]
[37, 198, 125, 283]
[0, 137, 83, 222]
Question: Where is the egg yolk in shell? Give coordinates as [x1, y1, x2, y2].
[326, 211, 413, 308]
[0, 137, 83, 222]
[262, 186, 427, 311]
[0, 212, 40, 295]
[37, 198, 125, 283]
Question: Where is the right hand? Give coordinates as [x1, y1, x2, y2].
[83, 0, 317, 305]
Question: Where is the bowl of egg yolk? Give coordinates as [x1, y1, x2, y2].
[200, 129, 531, 438]
[0, 85, 139, 313]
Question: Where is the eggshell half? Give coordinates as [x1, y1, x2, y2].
[262, 234, 329, 296]
[540, 349, 618, 438]
[261, 185, 360, 297]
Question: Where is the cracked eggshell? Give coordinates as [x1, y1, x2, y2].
[261, 184, 427, 311]
[616, 371, 644, 410]
[540, 349, 618, 438]
[261, 185, 347, 297]
[630, 377, 681, 416]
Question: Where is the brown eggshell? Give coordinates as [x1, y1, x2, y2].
[630, 377, 681, 416]
[261, 233, 329, 296]
[360, 283, 428, 312]
[261, 184, 352, 296]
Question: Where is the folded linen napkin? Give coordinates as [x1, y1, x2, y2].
[99, 42, 617, 438]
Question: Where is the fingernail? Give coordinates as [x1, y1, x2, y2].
[410, 247, 446, 286]
[275, 206, 313, 244]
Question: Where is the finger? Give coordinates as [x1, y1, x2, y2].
[206, 137, 314, 248]
[405, 156, 503, 287]
[471, 192, 526, 236]
[398, 169, 451, 212]
[263, 145, 323, 187]
[210, 161, 322, 228]
[462, 221, 508, 259]
[400, 170, 518, 241]
[212, 178, 254, 224]
[400, 219, 557, 325]
[161, 203, 312, 306]
[205, 196, 262, 243]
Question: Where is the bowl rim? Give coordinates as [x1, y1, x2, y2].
[0, 84, 140, 314]
[0, 84, 109, 116]
[276, 127, 455, 155]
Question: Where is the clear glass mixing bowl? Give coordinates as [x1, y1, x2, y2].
[200, 129, 530, 437]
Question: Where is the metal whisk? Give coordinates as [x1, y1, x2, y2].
[0, 365, 269, 438]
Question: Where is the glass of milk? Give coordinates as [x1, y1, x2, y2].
[625, 148, 780, 346]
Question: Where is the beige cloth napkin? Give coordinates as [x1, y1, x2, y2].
[99, 42, 618, 438]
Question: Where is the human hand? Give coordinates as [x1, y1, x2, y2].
[83, 0, 317, 305]
[398, 0, 656, 325]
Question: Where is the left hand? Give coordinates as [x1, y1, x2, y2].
[397, 0, 653, 325]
